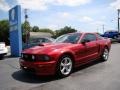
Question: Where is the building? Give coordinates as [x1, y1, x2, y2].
[30, 32, 52, 38]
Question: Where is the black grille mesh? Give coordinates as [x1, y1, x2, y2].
[22, 54, 35, 62]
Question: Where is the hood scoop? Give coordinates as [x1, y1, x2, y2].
[38, 43, 44, 46]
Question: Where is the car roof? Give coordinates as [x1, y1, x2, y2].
[67, 32, 97, 35]
[105, 30, 118, 32]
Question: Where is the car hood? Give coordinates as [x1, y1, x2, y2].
[22, 43, 72, 54]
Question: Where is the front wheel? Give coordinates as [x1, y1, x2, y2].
[57, 55, 73, 78]
[101, 48, 109, 61]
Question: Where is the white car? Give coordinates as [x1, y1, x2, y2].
[0, 42, 8, 58]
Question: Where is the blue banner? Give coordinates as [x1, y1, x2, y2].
[9, 5, 22, 57]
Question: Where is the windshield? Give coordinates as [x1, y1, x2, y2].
[54, 33, 81, 43]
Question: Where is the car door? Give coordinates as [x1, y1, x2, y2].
[74, 43, 87, 65]
[81, 33, 100, 61]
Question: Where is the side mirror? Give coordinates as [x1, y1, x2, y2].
[81, 39, 90, 44]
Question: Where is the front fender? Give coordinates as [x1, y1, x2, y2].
[49, 49, 75, 62]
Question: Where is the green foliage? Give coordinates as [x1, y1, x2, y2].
[32, 26, 39, 32]
[31, 26, 54, 36]
[0, 20, 9, 45]
[22, 21, 31, 43]
[53, 26, 77, 38]
[0, 19, 77, 45]
[22, 21, 31, 34]
[39, 28, 54, 35]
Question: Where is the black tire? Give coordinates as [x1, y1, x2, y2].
[117, 38, 120, 43]
[56, 55, 73, 78]
[0, 54, 4, 60]
[101, 48, 109, 61]
[114, 36, 118, 39]
[117, 40, 120, 43]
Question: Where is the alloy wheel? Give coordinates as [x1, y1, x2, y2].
[102, 48, 109, 61]
[60, 57, 72, 76]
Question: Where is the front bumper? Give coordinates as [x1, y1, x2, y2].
[19, 58, 56, 75]
[0, 48, 8, 55]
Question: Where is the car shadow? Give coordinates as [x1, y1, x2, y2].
[72, 59, 103, 74]
[12, 70, 60, 84]
[0, 55, 17, 60]
[12, 59, 103, 84]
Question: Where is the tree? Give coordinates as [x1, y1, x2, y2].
[32, 26, 39, 32]
[39, 28, 54, 35]
[22, 21, 31, 43]
[31, 27, 55, 36]
[22, 21, 31, 35]
[53, 26, 77, 38]
[0, 20, 9, 45]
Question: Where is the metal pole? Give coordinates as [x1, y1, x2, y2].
[103, 24, 104, 33]
[97, 28, 98, 33]
[24, 9, 29, 45]
[118, 9, 120, 33]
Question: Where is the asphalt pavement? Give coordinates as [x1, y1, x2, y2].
[0, 43, 120, 90]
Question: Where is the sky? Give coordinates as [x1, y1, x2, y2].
[0, 0, 120, 33]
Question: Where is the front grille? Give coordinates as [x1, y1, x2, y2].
[22, 54, 36, 62]
[21, 66, 35, 74]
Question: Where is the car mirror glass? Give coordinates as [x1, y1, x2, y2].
[81, 39, 90, 44]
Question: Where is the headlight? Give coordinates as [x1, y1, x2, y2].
[38, 55, 50, 61]
[44, 55, 50, 61]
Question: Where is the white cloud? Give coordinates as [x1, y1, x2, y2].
[110, 0, 120, 9]
[80, 16, 93, 22]
[54, 0, 92, 7]
[47, 24, 59, 30]
[79, 16, 105, 31]
[79, 16, 105, 26]
[17, 0, 47, 11]
[48, 12, 73, 24]
[90, 21, 105, 27]
[58, 12, 71, 18]
[101, 16, 106, 20]
[44, 12, 73, 30]
[17, 0, 92, 11]
[0, 0, 10, 11]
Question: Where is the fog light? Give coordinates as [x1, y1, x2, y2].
[32, 55, 35, 60]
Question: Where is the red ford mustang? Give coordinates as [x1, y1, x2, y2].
[19, 33, 111, 77]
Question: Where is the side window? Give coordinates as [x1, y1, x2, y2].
[44, 38, 51, 43]
[38, 38, 44, 43]
[82, 34, 97, 42]
[40, 38, 51, 43]
[97, 34, 103, 40]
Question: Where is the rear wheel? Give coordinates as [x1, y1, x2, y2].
[57, 55, 73, 78]
[101, 48, 109, 61]
[114, 36, 118, 39]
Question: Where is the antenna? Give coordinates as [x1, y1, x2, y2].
[102, 24, 104, 33]
[118, 9, 120, 33]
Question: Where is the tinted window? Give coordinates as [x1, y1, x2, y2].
[97, 34, 103, 40]
[54, 33, 81, 44]
[44, 38, 51, 42]
[82, 34, 96, 42]
[30, 38, 45, 43]
[105, 32, 109, 34]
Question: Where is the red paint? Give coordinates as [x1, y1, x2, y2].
[19, 33, 111, 75]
